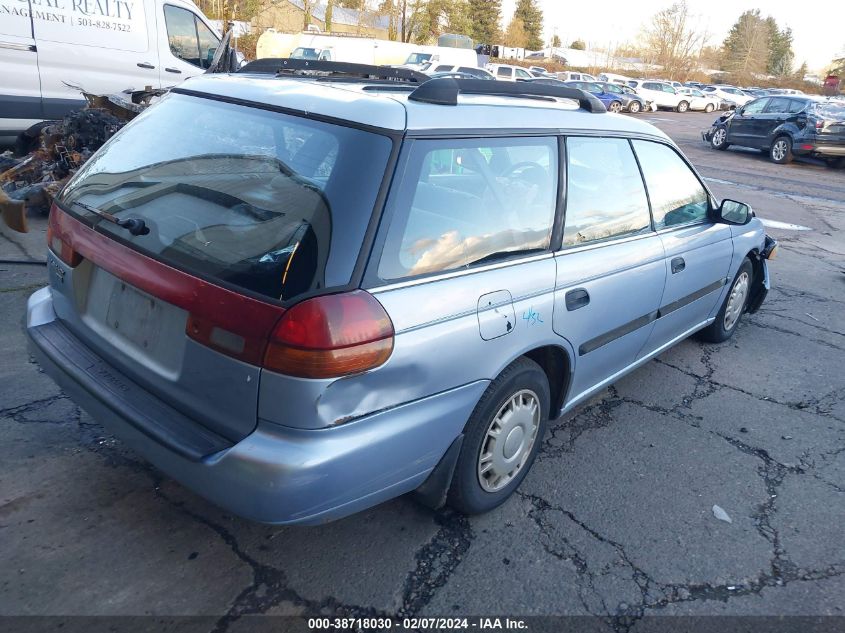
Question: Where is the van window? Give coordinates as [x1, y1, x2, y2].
[631, 141, 709, 229]
[563, 137, 651, 246]
[378, 138, 558, 280]
[497, 67, 513, 78]
[60, 93, 393, 302]
[164, 5, 219, 69]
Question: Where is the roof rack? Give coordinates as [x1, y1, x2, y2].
[408, 78, 607, 113]
[238, 59, 429, 83]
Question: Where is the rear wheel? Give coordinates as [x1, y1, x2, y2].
[676, 100, 689, 113]
[704, 103, 715, 113]
[711, 127, 730, 150]
[628, 100, 642, 113]
[447, 358, 549, 515]
[698, 258, 753, 343]
[609, 100, 622, 113]
[770, 135, 793, 164]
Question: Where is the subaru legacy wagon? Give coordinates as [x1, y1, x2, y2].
[27, 66, 776, 524]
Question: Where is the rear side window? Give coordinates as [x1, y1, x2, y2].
[61, 93, 392, 302]
[377, 138, 558, 280]
[788, 99, 807, 113]
[766, 97, 792, 113]
[632, 141, 709, 229]
[563, 137, 651, 246]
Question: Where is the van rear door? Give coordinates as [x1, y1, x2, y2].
[0, 6, 40, 135]
[33, 0, 161, 119]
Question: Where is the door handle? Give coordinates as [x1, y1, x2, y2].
[165, 67, 182, 74]
[671, 257, 686, 274]
[137, 62, 155, 69]
[565, 288, 590, 311]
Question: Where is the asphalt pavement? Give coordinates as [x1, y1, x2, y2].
[1, 110, 843, 630]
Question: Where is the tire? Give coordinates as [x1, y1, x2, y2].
[609, 100, 622, 113]
[676, 100, 689, 113]
[698, 258, 754, 343]
[704, 103, 715, 113]
[711, 127, 730, 150]
[628, 100, 642, 113]
[447, 357, 550, 515]
[770, 135, 793, 164]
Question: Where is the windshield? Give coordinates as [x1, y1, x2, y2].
[291, 47, 319, 60]
[61, 93, 392, 302]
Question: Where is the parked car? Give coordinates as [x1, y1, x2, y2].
[704, 96, 845, 167]
[598, 72, 633, 85]
[627, 80, 691, 112]
[528, 66, 554, 78]
[559, 80, 625, 113]
[597, 81, 651, 113]
[423, 63, 495, 80]
[1, 0, 221, 144]
[556, 71, 598, 82]
[27, 66, 775, 525]
[428, 71, 494, 81]
[676, 87, 721, 113]
[701, 85, 754, 106]
[487, 63, 534, 81]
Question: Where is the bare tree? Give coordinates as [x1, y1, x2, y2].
[641, 1, 708, 79]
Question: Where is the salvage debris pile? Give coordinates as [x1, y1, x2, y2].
[0, 89, 164, 233]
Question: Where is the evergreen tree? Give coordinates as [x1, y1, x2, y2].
[513, 0, 543, 50]
[722, 9, 769, 81]
[765, 17, 794, 76]
[570, 39, 586, 50]
[468, 0, 501, 46]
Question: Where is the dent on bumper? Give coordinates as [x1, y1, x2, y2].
[26, 287, 488, 524]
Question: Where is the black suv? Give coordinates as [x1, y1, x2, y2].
[704, 96, 845, 167]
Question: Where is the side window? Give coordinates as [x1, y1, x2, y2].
[497, 67, 512, 78]
[378, 138, 559, 280]
[662, 84, 676, 93]
[766, 97, 791, 114]
[435, 65, 453, 72]
[743, 98, 769, 115]
[643, 82, 659, 91]
[788, 99, 807, 114]
[516, 68, 532, 79]
[563, 137, 651, 246]
[632, 141, 709, 230]
[164, 6, 219, 69]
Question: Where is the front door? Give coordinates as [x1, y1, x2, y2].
[728, 98, 770, 147]
[157, 3, 221, 87]
[553, 137, 666, 406]
[630, 140, 733, 358]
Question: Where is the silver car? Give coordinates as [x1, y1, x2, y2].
[27, 69, 777, 524]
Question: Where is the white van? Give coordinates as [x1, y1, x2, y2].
[1, 0, 220, 143]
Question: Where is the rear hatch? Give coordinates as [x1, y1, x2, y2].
[50, 91, 393, 442]
[812, 101, 845, 140]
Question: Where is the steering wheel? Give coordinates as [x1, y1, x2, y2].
[501, 161, 547, 182]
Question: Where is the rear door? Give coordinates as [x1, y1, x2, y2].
[632, 140, 733, 358]
[553, 137, 666, 406]
[0, 2, 40, 131]
[759, 97, 794, 145]
[34, 0, 160, 119]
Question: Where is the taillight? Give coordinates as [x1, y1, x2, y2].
[47, 210, 82, 267]
[815, 119, 824, 130]
[264, 290, 394, 379]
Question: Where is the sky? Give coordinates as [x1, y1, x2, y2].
[501, 0, 844, 72]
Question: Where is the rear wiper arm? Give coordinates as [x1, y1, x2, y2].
[71, 201, 150, 236]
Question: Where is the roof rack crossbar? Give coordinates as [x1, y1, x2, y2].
[408, 78, 607, 113]
[238, 58, 429, 83]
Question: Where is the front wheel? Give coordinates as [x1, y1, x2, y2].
[704, 103, 715, 113]
[698, 258, 753, 343]
[711, 127, 730, 150]
[447, 357, 550, 515]
[770, 135, 793, 164]
[676, 100, 689, 113]
[608, 100, 622, 113]
[628, 100, 642, 113]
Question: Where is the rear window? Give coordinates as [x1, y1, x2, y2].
[60, 93, 392, 302]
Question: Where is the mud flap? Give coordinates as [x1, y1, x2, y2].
[413, 434, 464, 510]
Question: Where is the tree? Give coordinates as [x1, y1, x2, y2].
[570, 39, 585, 50]
[551, 34, 561, 48]
[513, 0, 543, 50]
[793, 61, 808, 80]
[503, 16, 527, 48]
[640, 1, 708, 79]
[467, 0, 501, 46]
[765, 17, 794, 76]
[722, 9, 770, 82]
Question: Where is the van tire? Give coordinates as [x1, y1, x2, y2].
[447, 357, 549, 515]
[698, 258, 754, 343]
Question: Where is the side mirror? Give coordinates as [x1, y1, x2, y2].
[736, 105, 745, 115]
[719, 199, 752, 225]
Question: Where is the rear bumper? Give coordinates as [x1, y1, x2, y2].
[26, 287, 487, 525]
[793, 139, 845, 157]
